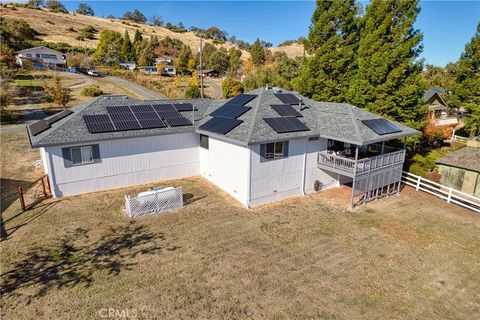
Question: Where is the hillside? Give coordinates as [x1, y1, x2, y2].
[271, 43, 305, 58]
[1, 6, 304, 59]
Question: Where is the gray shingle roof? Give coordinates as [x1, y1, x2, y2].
[436, 147, 480, 172]
[28, 88, 420, 148]
[423, 88, 446, 105]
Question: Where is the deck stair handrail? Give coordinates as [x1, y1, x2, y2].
[317, 148, 406, 175]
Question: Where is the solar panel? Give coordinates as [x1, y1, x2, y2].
[271, 104, 303, 117]
[210, 105, 251, 119]
[362, 119, 401, 135]
[263, 117, 310, 133]
[29, 120, 50, 136]
[113, 120, 141, 131]
[156, 110, 183, 119]
[83, 114, 115, 133]
[137, 118, 167, 129]
[224, 94, 256, 106]
[109, 112, 136, 122]
[173, 103, 197, 112]
[130, 105, 155, 113]
[45, 109, 73, 125]
[133, 111, 160, 120]
[199, 117, 243, 135]
[106, 105, 132, 114]
[164, 117, 192, 127]
[152, 104, 176, 113]
[274, 93, 302, 105]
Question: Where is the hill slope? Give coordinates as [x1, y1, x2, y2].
[1, 6, 304, 59]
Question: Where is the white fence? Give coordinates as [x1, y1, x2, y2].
[125, 187, 183, 217]
[402, 171, 480, 213]
[451, 134, 470, 143]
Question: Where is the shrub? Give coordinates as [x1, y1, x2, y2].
[185, 84, 201, 98]
[81, 85, 103, 97]
[67, 27, 76, 32]
[222, 77, 243, 98]
[408, 163, 427, 177]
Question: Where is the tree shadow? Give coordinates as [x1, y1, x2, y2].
[0, 222, 170, 305]
[183, 193, 207, 205]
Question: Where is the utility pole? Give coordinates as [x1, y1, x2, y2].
[199, 33, 204, 99]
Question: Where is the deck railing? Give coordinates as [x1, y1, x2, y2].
[317, 148, 406, 176]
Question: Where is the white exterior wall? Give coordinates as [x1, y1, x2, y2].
[304, 138, 340, 193]
[45, 132, 199, 197]
[17, 47, 66, 66]
[199, 136, 250, 207]
[40, 147, 49, 175]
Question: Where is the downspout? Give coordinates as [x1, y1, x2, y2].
[348, 146, 359, 211]
[302, 138, 308, 195]
[246, 145, 252, 209]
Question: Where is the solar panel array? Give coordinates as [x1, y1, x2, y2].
[200, 94, 256, 135]
[263, 117, 310, 133]
[199, 117, 242, 135]
[274, 93, 302, 105]
[173, 103, 197, 112]
[30, 109, 75, 136]
[45, 109, 73, 125]
[361, 119, 401, 135]
[83, 103, 194, 134]
[271, 104, 303, 117]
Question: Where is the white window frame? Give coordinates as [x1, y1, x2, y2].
[71, 146, 93, 165]
[264, 141, 285, 160]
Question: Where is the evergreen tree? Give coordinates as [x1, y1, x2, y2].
[76, 3, 94, 16]
[296, 0, 359, 102]
[175, 45, 193, 75]
[451, 22, 480, 137]
[121, 30, 134, 61]
[93, 30, 123, 65]
[348, 0, 424, 124]
[227, 47, 242, 76]
[250, 38, 265, 67]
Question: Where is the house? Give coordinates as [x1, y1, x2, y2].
[138, 66, 158, 74]
[199, 69, 220, 78]
[16, 46, 67, 70]
[161, 65, 176, 76]
[155, 55, 174, 65]
[436, 142, 480, 196]
[26, 88, 419, 209]
[119, 61, 136, 70]
[423, 88, 460, 127]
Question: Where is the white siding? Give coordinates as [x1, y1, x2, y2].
[249, 139, 305, 206]
[46, 132, 199, 197]
[304, 138, 339, 192]
[200, 136, 250, 206]
[40, 147, 49, 175]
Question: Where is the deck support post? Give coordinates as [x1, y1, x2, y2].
[348, 146, 359, 211]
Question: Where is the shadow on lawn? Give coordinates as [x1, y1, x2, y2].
[0, 222, 169, 304]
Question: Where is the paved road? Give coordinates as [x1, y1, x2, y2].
[104, 76, 167, 100]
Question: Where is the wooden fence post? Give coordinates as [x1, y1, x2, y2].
[18, 186, 26, 211]
[41, 176, 47, 198]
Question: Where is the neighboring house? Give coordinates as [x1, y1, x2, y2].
[16, 46, 67, 70]
[138, 66, 158, 75]
[119, 61, 136, 70]
[27, 88, 419, 209]
[436, 143, 480, 196]
[161, 65, 176, 76]
[199, 69, 220, 78]
[155, 55, 174, 65]
[423, 88, 460, 127]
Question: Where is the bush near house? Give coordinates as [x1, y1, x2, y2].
[81, 85, 103, 97]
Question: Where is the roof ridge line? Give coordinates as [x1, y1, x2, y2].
[246, 89, 264, 144]
[347, 105, 363, 146]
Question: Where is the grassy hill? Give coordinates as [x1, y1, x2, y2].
[1, 6, 304, 59]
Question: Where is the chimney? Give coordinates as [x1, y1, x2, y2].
[299, 99, 303, 111]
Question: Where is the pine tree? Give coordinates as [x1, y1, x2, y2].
[297, 0, 360, 102]
[348, 0, 424, 124]
[451, 22, 480, 137]
[250, 38, 265, 67]
[121, 30, 133, 61]
[175, 45, 192, 75]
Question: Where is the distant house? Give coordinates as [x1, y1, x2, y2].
[138, 66, 158, 75]
[119, 61, 136, 70]
[423, 88, 460, 127]
[26, 87, 419, 209]
[436, 142, 480, 196]
[199, 69, 220, 78]
[155, 55, 174, 65]
[16, 46, 67, 70]
[161, 65, 176, 76]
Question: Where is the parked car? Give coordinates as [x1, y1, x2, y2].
[87, 69, 99, 77]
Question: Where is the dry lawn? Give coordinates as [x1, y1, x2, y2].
[1, 132, 479, 319]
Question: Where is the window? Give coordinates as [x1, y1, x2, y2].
[36, 54, 40, 58]
[26, 53, 32, 58]
[71, 146, 93, 165]
[261, 141, 288, 160]
[200, 134, 209, 149]
[40, 54, 57, 59]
